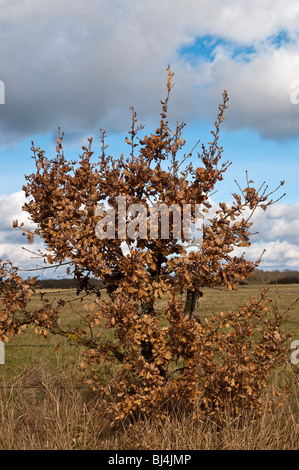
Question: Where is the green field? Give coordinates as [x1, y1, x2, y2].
[1, 283, 298, 380]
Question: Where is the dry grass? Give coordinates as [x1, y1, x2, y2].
[0, 284, 298, 450]
[0, 363, 297, 450]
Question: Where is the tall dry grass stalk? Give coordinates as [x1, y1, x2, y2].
[0, 363, 297, 450]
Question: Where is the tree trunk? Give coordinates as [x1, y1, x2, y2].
[185, 288, 198, 320]
[140, 295, 167, 379]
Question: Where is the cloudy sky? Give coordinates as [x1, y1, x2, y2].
[0, 0, 299, 274]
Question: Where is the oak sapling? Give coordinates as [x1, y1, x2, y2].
[0, 68, 292, 423]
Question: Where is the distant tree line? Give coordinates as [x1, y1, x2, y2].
[246, 269, 299, 285]
[34, 270, 299, 289]
[34, 278, 102, 289]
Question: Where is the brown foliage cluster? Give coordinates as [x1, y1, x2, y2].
[0, 260, 60, 340]
[82, 289, 292, 423]
[0, 68, 292, 424]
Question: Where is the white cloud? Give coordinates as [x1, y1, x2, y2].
[247, 203, 299, 245]
[234, 240, 299, 270]
[231, 202, 299, 269]
[0, 191, 44, 271]
[197, 45, 299, 139]
[0, 0, 299, 147]
[0, 191, 31, 230]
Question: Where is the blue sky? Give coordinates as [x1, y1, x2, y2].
[0, 0, 299, 272]
[1, 125, 298, 204]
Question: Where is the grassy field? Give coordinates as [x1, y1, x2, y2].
[0, 284, 298, 450]
[2, 283, 298, 375]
